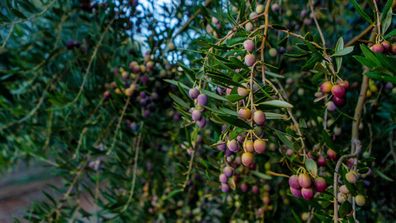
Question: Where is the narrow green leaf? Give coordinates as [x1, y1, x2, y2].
[201, 89, 229, 102]
[251, 171, 272, 180]
[335, 37, 344, 73]
[274, 129, 295, 149]
[169, 93, 190, 109]
[259, 100, 293, 108]
[365, 72, 396, 84]
[350, 0, 373, 24]
[332, 46, 354, 57]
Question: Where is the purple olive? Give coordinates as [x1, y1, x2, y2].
[288, 175, 300, 189]
[189, 88, 200, 99]
[219, 173, 228, 183]
[191, 109, 202, 121]
[196, 118, 207, 128]
[221, 183, 230, 192]
[216, 141, 226, 151]
[227, 139, 239, 152]
[314, 177, 327, 192]
[197, 94, 208, 106]
[223, 166, 234, 177]
[290, 187, 302, 198]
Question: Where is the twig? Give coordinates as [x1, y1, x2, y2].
[106, 96, 131, 155]
[183, 146, 196, 188]
[309, 0, 326, 49]
[1, 23, 14, 47]
[260, 0, 272, 84]
[121, 129, 143, 212]
[345, 24, 375, 47]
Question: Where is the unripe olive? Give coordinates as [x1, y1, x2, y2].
[168, 42, 175, 51]
[253, 139, 266, 154]
[298, 173, 312, 188]
[337, 192, 347, 203]
[243, 39, 255, 52]
[124, 87, 134, 97]
[249, 12, 258, 20]
[339, 185, 349, 194]
[301, 212, 310, 221]
[245, 54, 256, 66]
[237, 86, 249, 97]
[245, 22, 253, 31]
[241, 152, 254, 167]
[238, 108, 252, 120]
[243, 140, 254, 152]
[256, 4, 264, 13]
[320, 81, 333, 93]
[268, 48, 277, 57]
[253, 110, 266, 125]
[345, 171, 358, 184]
[355, 194, 366, 206]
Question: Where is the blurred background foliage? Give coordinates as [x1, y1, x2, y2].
[0, 0, 395, 222]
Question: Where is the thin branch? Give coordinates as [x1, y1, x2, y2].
[106, 96, 131, 155]
[260, 0, 272, 84]
[309, 0, 326, 49]
[345, 24, 375, 47]
[121, 129, 143, 212]
[1, 23, 14, 47]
